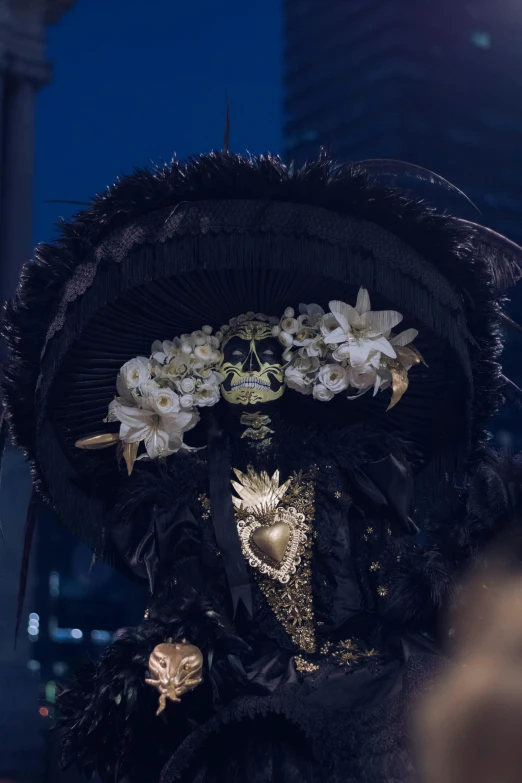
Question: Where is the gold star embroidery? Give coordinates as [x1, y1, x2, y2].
[377, 585, 388, 597]
[370, 561, 379, 572]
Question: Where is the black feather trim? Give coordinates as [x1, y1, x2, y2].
[57, 591, 248, 782]
[378, 452, 522, 633]
[1, 150, 506, 506]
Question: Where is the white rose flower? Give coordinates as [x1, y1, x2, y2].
[194, 344, 214, 361]
[313, 383, 335, 402]
[285, 366, 313, 395]
[268, 316, 279, 325]
[119, 357, 151, 390]
[221, 324, 231, 333]
[331, 343, 352, 362]
[279, 331, 294, 348]
[255, 313, 268, 321]
[192, 330, 208, 346]
[245, 311, 256, 319]
[202, 325, 213, 335]
[284, 307, 295, 318]
[180, 377, 196, 393]
[280, 317, 298, 335]
[138, 379, 161, 408]
[195, 383, 221, 407]
[195, 367, 213, 379]
[180, 394, 195, 408]
[271, 325, 282, 337]
[149, 387, 180, 416]
[210, 370, 225, 385]
[347, 366, 377, 390]
[318, 363, 349, 393]
[181, 343, 193, 355]
[229, 318, 238, 328]
[237, 314, 247, 323]
[320, 313, 342, 339]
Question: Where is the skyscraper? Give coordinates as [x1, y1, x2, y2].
[284, 0, 522, 241]
[283, 0, 522, 443]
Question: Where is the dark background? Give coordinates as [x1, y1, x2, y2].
[1, 1, 521, 780]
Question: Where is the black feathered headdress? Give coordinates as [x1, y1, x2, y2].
[2, 151, 521, 568]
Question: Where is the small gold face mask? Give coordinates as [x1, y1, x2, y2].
[219, 321, 285, 407]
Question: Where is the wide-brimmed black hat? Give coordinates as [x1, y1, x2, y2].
[2, 152, 520, 564]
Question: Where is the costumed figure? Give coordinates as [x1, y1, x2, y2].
[4, 151, 522, 783]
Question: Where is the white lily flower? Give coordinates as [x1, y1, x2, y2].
[107, 400, 198, 459]
[151, 339, 181, 364]
[390, 328, 419, 347]
[299, 303, 325, 326]
[325, 289, 402, 366]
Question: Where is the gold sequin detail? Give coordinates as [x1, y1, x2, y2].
[370, 561, 380, 572]
[294, 655, 320, 673]
[198, 494, 211, 520]
[234, 468, 317, 654]
[295, 638, 379, 675]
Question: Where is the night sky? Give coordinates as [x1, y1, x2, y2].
[34, 0, 282, 244]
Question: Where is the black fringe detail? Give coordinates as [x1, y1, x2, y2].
[57, 591, 248, 783]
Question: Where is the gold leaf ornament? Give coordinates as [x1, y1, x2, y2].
[386, 344, 427, 411]
[231, 467, 291, 516]
[145, 641, 204, 716]
[75, 432, 121, 450]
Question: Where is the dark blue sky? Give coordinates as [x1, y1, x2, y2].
[34, 0, 282, 244]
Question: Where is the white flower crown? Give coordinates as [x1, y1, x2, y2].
[91, 288, 423, 473]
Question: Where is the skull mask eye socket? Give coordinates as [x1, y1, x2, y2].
[219, 323, 286, 407]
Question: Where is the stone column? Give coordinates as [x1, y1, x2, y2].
[1, 74, 36, 301]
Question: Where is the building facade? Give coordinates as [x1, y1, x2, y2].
[0, 1, 75, 779]
[283, 0, 522, 444]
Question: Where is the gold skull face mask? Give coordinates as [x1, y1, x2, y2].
[219, 321, 285, 407]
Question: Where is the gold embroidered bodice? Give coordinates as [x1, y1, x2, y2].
[232, 466, 317, 654]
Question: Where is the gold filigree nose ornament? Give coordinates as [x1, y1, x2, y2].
[145, 641, 204, 715]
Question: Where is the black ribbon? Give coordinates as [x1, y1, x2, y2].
[207, 417, 253, 619]
[351, 453, 418, 534]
